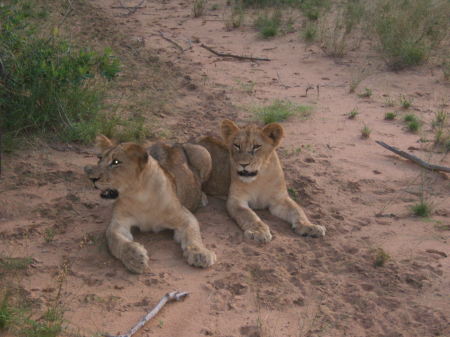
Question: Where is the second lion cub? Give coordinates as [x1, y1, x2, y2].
[197, 120, 326, 243]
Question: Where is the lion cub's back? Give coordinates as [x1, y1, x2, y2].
[148, 142, 203, 211]
[196, 136, 231, 197]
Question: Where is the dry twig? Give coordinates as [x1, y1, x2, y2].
[104, 291, 189, 337]
[113, 0, 146, 17]
[159, 32, 184, 52]
[376, 140, 450, 173]
[200, 44, 271, 62]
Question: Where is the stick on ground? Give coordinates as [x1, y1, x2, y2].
[200, 44, 271, 62]
[159, 31, 184, 52]
[376, 140, 450, 173]
[104, 291, 189, 337]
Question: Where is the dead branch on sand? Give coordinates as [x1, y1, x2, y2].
[159, 32, 185, 52]
[104, 291, 189, 337]
[200, 44, 271, 62]
[376, 140, 450, 173]
[113, 0, 146, 17]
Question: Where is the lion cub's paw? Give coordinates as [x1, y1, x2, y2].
[244, 225, 272, 243]
[294, 224, 326, 238]
[122, 242, 149, 274]
[184, 245, 216, 268]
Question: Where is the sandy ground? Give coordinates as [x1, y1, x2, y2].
[1, 0, 449, 336]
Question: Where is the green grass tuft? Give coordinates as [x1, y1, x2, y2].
[411, 201, 432, 217]
[254, 11, 282, 38]
[253, 100, 312, 124]
[361, 124, 371, 138]
[0, 257, 33, 271]
[358, 88, 372, 98]
[373, 248, 390, 267]
[384, 112, 396, 120]
[348, 108, 359, 119]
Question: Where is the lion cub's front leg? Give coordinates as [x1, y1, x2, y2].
[227, 198, 272, 243]
[174, 210, 216, 268]
[269, 197, 326, 237]
[106, 220, 149, 274]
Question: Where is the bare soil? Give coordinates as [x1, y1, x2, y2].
[1, 1, 449, 337]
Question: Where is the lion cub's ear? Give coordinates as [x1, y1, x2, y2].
[221, 119, 239, 142]
[262, 123, 284, 147]
[126, 144, 149, 171]
[96, 134, 114, 152]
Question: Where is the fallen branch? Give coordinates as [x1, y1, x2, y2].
[200, 44, 271, 62]
[375, 140, 450, 173]
[104, 291, 189, 337]
[114, 0, 146, 17]
[159, 32, 184, 52]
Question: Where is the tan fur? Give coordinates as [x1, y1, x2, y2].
[84, 135, 216, 273]
[197, 120, 326, 242]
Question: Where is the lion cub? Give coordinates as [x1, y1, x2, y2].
[197, 120, 326, 243]
[84, 135, 216, 273]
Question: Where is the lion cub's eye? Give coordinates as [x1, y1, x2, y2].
[233, 144, 241, 151]
[110, 159, 121, 167]
[253, 144, 261, 151]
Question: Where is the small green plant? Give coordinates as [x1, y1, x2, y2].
[361, 124, 371, 138]
[0, 257, 33, 271]
[403, 114, 418, 123]
[400, 95, 412, 109]
[44, 228, 56, 243]
[0, 295, 12, 329]
[193, 0, 207, 17]
[433, 110, 448, 128]
[254, 10, 282, 38]
[384, 112, 396, 120]
[302, 22, 317, 42]
[236, 80, 256, 94]
[443, 58, 450, 81]
[288, 188, 298, 201]
[411, 201, 432, 217]
[358, 88, 372, 98]
[348, 108, 359, 119]
[226, 3, 245, 30]
[253, 100, 312, 124]
[384, 96, 396, 107]
[407, 120, 421, 133]
[373, 248, 390, 267]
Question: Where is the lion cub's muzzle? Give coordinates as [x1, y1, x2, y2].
[84, 165, 119, 200]
[238, 170, 258, 177]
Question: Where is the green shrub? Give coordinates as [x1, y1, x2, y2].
[0, 1, 121, 144]
[371, 0, 450, 70]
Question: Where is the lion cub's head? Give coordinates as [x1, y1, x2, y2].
[84, 135, 149, 199]
[221, 119, 284, 183]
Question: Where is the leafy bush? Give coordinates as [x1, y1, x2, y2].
[371, 0, 450, 70]
[0, 1, 121, 146]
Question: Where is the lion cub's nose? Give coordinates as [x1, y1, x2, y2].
[84, 165, 94, 175]
[240, 163, 250, 169]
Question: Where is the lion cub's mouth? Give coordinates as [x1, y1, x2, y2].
[238, 170, 258, 177]
[100, 189, 119, 199]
